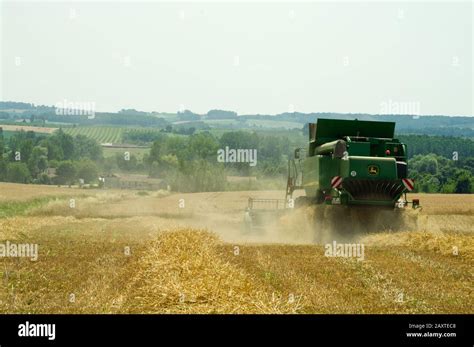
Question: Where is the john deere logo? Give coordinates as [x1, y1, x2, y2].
[368, 165, 379, 176]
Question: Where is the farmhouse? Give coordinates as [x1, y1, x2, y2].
[45, 167, 57, 179]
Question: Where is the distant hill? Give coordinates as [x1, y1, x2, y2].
[1, 101, 472, 137]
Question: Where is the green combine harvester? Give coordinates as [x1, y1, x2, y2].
[246, 118, 419, 232]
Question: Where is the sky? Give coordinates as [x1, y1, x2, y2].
[1, 1, 472, 116]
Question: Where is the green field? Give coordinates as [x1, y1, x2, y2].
[63, 127, 124, 143]
[246, 119, 302, 129]
[62, 127, 173, 145]
[1, 129, 54, 141]
[1, 130, 17, 141]
[103, 146, 150, 158]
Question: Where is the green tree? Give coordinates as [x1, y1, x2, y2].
[171, 159, 226, 192]
[44, 138, 64, 161]
[149, 154, 178, 178]
[453, 169, 472, 193]
[0, 159, 7, 181]
[0, 138, 4, 156]
[101, 156, 117, 174]
[49, 129, 74, 160]
[409, 154, 439, 175]
[115, 153, 138, 171]
[56, 161, 77, 186]
[76, 160, 99, 183]
[27, 146, 48, 178]
[74, 135, 103, 161]
[6, 162, 31, 183]
[186, 133, 220, 160]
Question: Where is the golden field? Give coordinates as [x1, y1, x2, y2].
[0, 182, 472, 314]
[0, 124, 57, 134]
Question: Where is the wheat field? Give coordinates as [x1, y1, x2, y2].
[0, 183, 472, 314]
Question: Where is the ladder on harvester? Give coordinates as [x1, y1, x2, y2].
[285, 148, 304, 202]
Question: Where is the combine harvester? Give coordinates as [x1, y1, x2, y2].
[247, 118, 420, 238]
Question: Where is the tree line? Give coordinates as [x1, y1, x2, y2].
[408, 154, 473, 193]
[3, 101, 473, 138]
[0, 129, 102, 185]
[0, 127, 472, 193]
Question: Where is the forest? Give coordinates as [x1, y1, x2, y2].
[0, 127, 472, 193]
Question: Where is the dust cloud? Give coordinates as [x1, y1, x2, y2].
[212, 205, 422, 245]
[27, 190, 467, 246]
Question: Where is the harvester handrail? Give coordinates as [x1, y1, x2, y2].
[248, 197, 287, 210]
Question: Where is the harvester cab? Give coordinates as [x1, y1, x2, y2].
[287, 118, 420, 209]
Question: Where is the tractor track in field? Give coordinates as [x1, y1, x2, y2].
[216, 241, 473, 313]
[1, 213, 472, 314]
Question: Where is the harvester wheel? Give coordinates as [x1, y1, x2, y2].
[295, 196, 311, 208]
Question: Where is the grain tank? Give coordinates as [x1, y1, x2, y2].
[286, 119, 417, 207]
